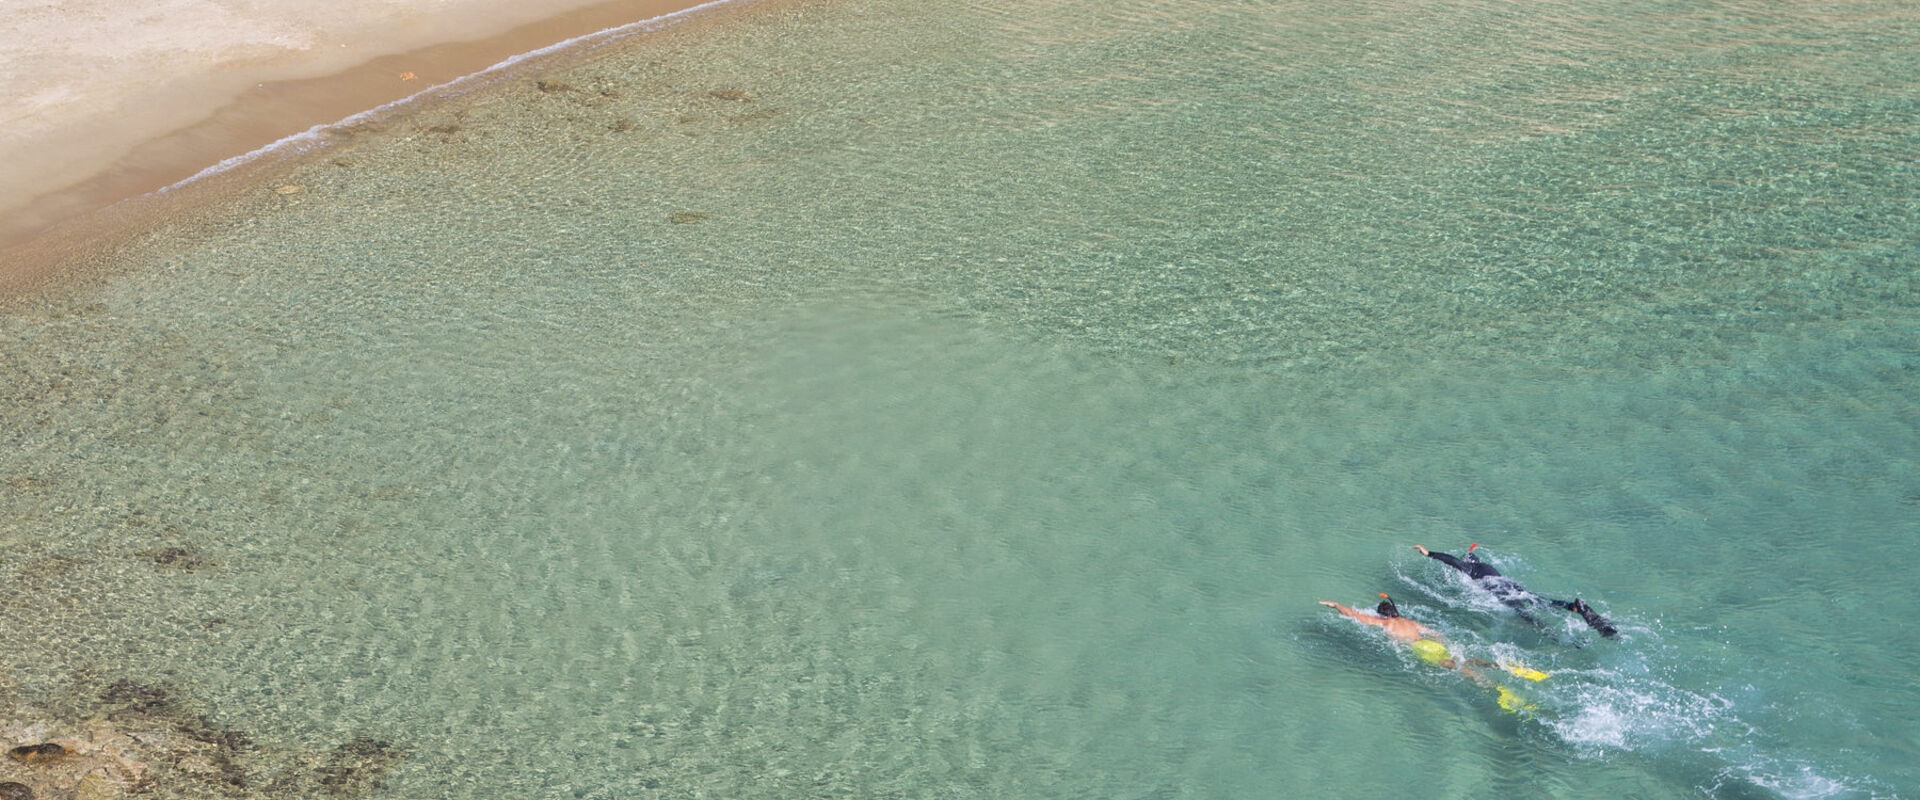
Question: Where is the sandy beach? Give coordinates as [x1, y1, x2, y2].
[2, 0, 1916, 796]
[0, 0, 737, 294]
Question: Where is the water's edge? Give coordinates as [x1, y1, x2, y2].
[2, 0, 1914, 796]
[0, 0, 786, 297]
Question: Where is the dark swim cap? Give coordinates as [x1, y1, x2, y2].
[1375, 594, 1400, 618]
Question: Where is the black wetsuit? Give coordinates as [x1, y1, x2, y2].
[1423, 549, 1617, 637]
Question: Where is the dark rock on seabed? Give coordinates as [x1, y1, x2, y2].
[314, 738, 406, 797]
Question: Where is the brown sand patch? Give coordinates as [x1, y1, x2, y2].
[0, 0, 755, 299]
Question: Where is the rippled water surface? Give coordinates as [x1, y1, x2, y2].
[3, 0, 1917, 797]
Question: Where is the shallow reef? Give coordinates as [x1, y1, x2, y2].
[0, 675, 402, 800]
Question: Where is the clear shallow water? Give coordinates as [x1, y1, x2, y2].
[2, 0, 1917, 797]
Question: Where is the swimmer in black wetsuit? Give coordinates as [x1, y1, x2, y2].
[1413, 544, 1618, 637]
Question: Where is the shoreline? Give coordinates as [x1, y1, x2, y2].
[0, 0, 750, 299]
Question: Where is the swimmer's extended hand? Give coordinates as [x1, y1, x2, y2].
[1412, 545, 1430, 556]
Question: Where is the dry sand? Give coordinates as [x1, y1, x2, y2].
[0, 0, 738, 296]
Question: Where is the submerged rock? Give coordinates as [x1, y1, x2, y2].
[1, 731, 143, 798]
[6, 743, 64, 764]
[137, 547, 214, 572]
[314, 738, 405, 797]
[2, 674, 409, 798]
[99, 680, 175, 716]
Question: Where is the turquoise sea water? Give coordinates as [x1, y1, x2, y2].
[3, 0, 1917, 797]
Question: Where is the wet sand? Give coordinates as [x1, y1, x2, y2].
[0, 0, 750, 297]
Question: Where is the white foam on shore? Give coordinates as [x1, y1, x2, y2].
[0, 0, 732, 229]
[158, 0, 741, 194]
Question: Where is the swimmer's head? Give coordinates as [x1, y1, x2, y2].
[1375, 592, 1400, 618]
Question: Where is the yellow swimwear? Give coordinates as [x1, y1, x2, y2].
[1410, 639, 1452, 666]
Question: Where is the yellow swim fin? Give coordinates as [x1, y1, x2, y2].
[1495, 685, 1539, 715]
[1499, 661, 1549, 682]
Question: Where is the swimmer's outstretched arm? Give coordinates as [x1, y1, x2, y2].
[1413, 544, 1474, 573]
[1318, 601, 1379, 626]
